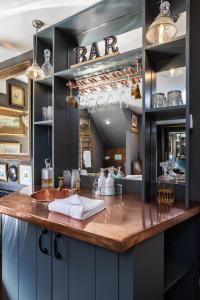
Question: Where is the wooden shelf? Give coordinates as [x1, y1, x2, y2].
[145, 105, 186, 120]
[34, 120, 53, 126]
[164, 260, 193, 293]
[55, 48, 142, 80]
[145, 36, 186, 61]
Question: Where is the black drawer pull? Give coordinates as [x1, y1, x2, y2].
[54, 233, 62, 259]
[39, 228, 48, 254]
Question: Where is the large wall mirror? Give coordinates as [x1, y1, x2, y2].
[0, 61, 31, 160]
[78, 84, 142, 180]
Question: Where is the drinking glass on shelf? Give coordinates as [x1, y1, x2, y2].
[42, 107, 48, 120]
[167, 90, 183, 107]
[71, 169, 80, 192]
[152, 93, 165, 108]
[47, 106, 53, 120]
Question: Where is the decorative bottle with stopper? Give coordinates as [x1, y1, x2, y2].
[41, 158, 53, 188]
[156, 160, 176, 206]
[41, 49, 53, 77]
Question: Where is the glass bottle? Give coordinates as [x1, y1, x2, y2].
[97, 169, 106, 192]
[41, 49, 53, 77]
[106, 170, 114, 194]
[41, 158, 53, 188]
[156, 160, 176, 207]
[71, 169, 80, 192]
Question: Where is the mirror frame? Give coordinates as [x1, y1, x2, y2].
[0, 61, 32, 161]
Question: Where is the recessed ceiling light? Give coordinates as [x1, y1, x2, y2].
[105, 120, 110, 125]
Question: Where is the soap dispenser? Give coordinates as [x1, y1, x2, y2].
[106, 169, 114, 193]
[41, 158, 53, 188]
[115, 167, 124, 179]
[98, 169, 106, 192]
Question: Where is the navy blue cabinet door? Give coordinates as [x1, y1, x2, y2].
[36, 226, 52, 300]
[2, 216, 19, 300]
[68, 238, 95, 300]
[52, 233, 69, 300]
[18, 221, 37, 300]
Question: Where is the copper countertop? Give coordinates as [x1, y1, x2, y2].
[0, 186, 199, 253]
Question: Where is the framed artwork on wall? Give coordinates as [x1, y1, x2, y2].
[19, 165, 32, 185]
[0, 163, 7, 181]
[9, 84, 25, 108]
[131, 113, 139, 134]
[0, 107, 26, 136]
[0, 142, 21, 155]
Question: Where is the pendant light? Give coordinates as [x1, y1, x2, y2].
[146, 1, 179, 45]
[26, 20, 45, 80]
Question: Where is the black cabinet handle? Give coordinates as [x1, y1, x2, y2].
[39, 228, 48, 254]
[54, 233, 62, 259]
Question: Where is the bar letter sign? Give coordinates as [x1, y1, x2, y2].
[73, 35, 119, 67]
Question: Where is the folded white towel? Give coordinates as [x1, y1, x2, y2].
[48, 194, 105, 220]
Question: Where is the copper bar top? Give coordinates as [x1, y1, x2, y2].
[0, 186, 199, 253]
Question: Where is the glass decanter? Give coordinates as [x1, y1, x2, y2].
[41, 49, 53, 77]
[156, 160, 176, 207]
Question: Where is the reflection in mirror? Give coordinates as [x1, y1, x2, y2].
[158, 124, 186, 184]
[78, 85, 142, 180]
[0, 62, 31, 160]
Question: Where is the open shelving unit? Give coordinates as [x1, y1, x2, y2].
[163, 218, 198, 299]
[32, 0, 200, 298]
[142, 0, 188, 205]
[33, 0, 144, 186]
[32, 0, 200, 201]
[142, 0, 200, 299]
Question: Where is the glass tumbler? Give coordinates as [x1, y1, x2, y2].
[47, 106, 53, 120]
[152, 93, 165, 108]
[167, 90, 183, 107]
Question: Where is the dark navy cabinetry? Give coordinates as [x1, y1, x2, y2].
[2, 215, 199, 300]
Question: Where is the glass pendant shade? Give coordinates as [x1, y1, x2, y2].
[146, 1, 177, 45]
[25, 62, 45, 80]
[26, 19, 45, 80]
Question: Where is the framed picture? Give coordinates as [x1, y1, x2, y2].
[79, 117, 90, 136]
[0, 106, 26, 136]
[9, 84, 25, 108]
[131, 113, 138, 128]
[0, 163, 7, 181]
[131, 113, 139, 134]
[0, 142, 21, 155]
[19, 165, 32, 185]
